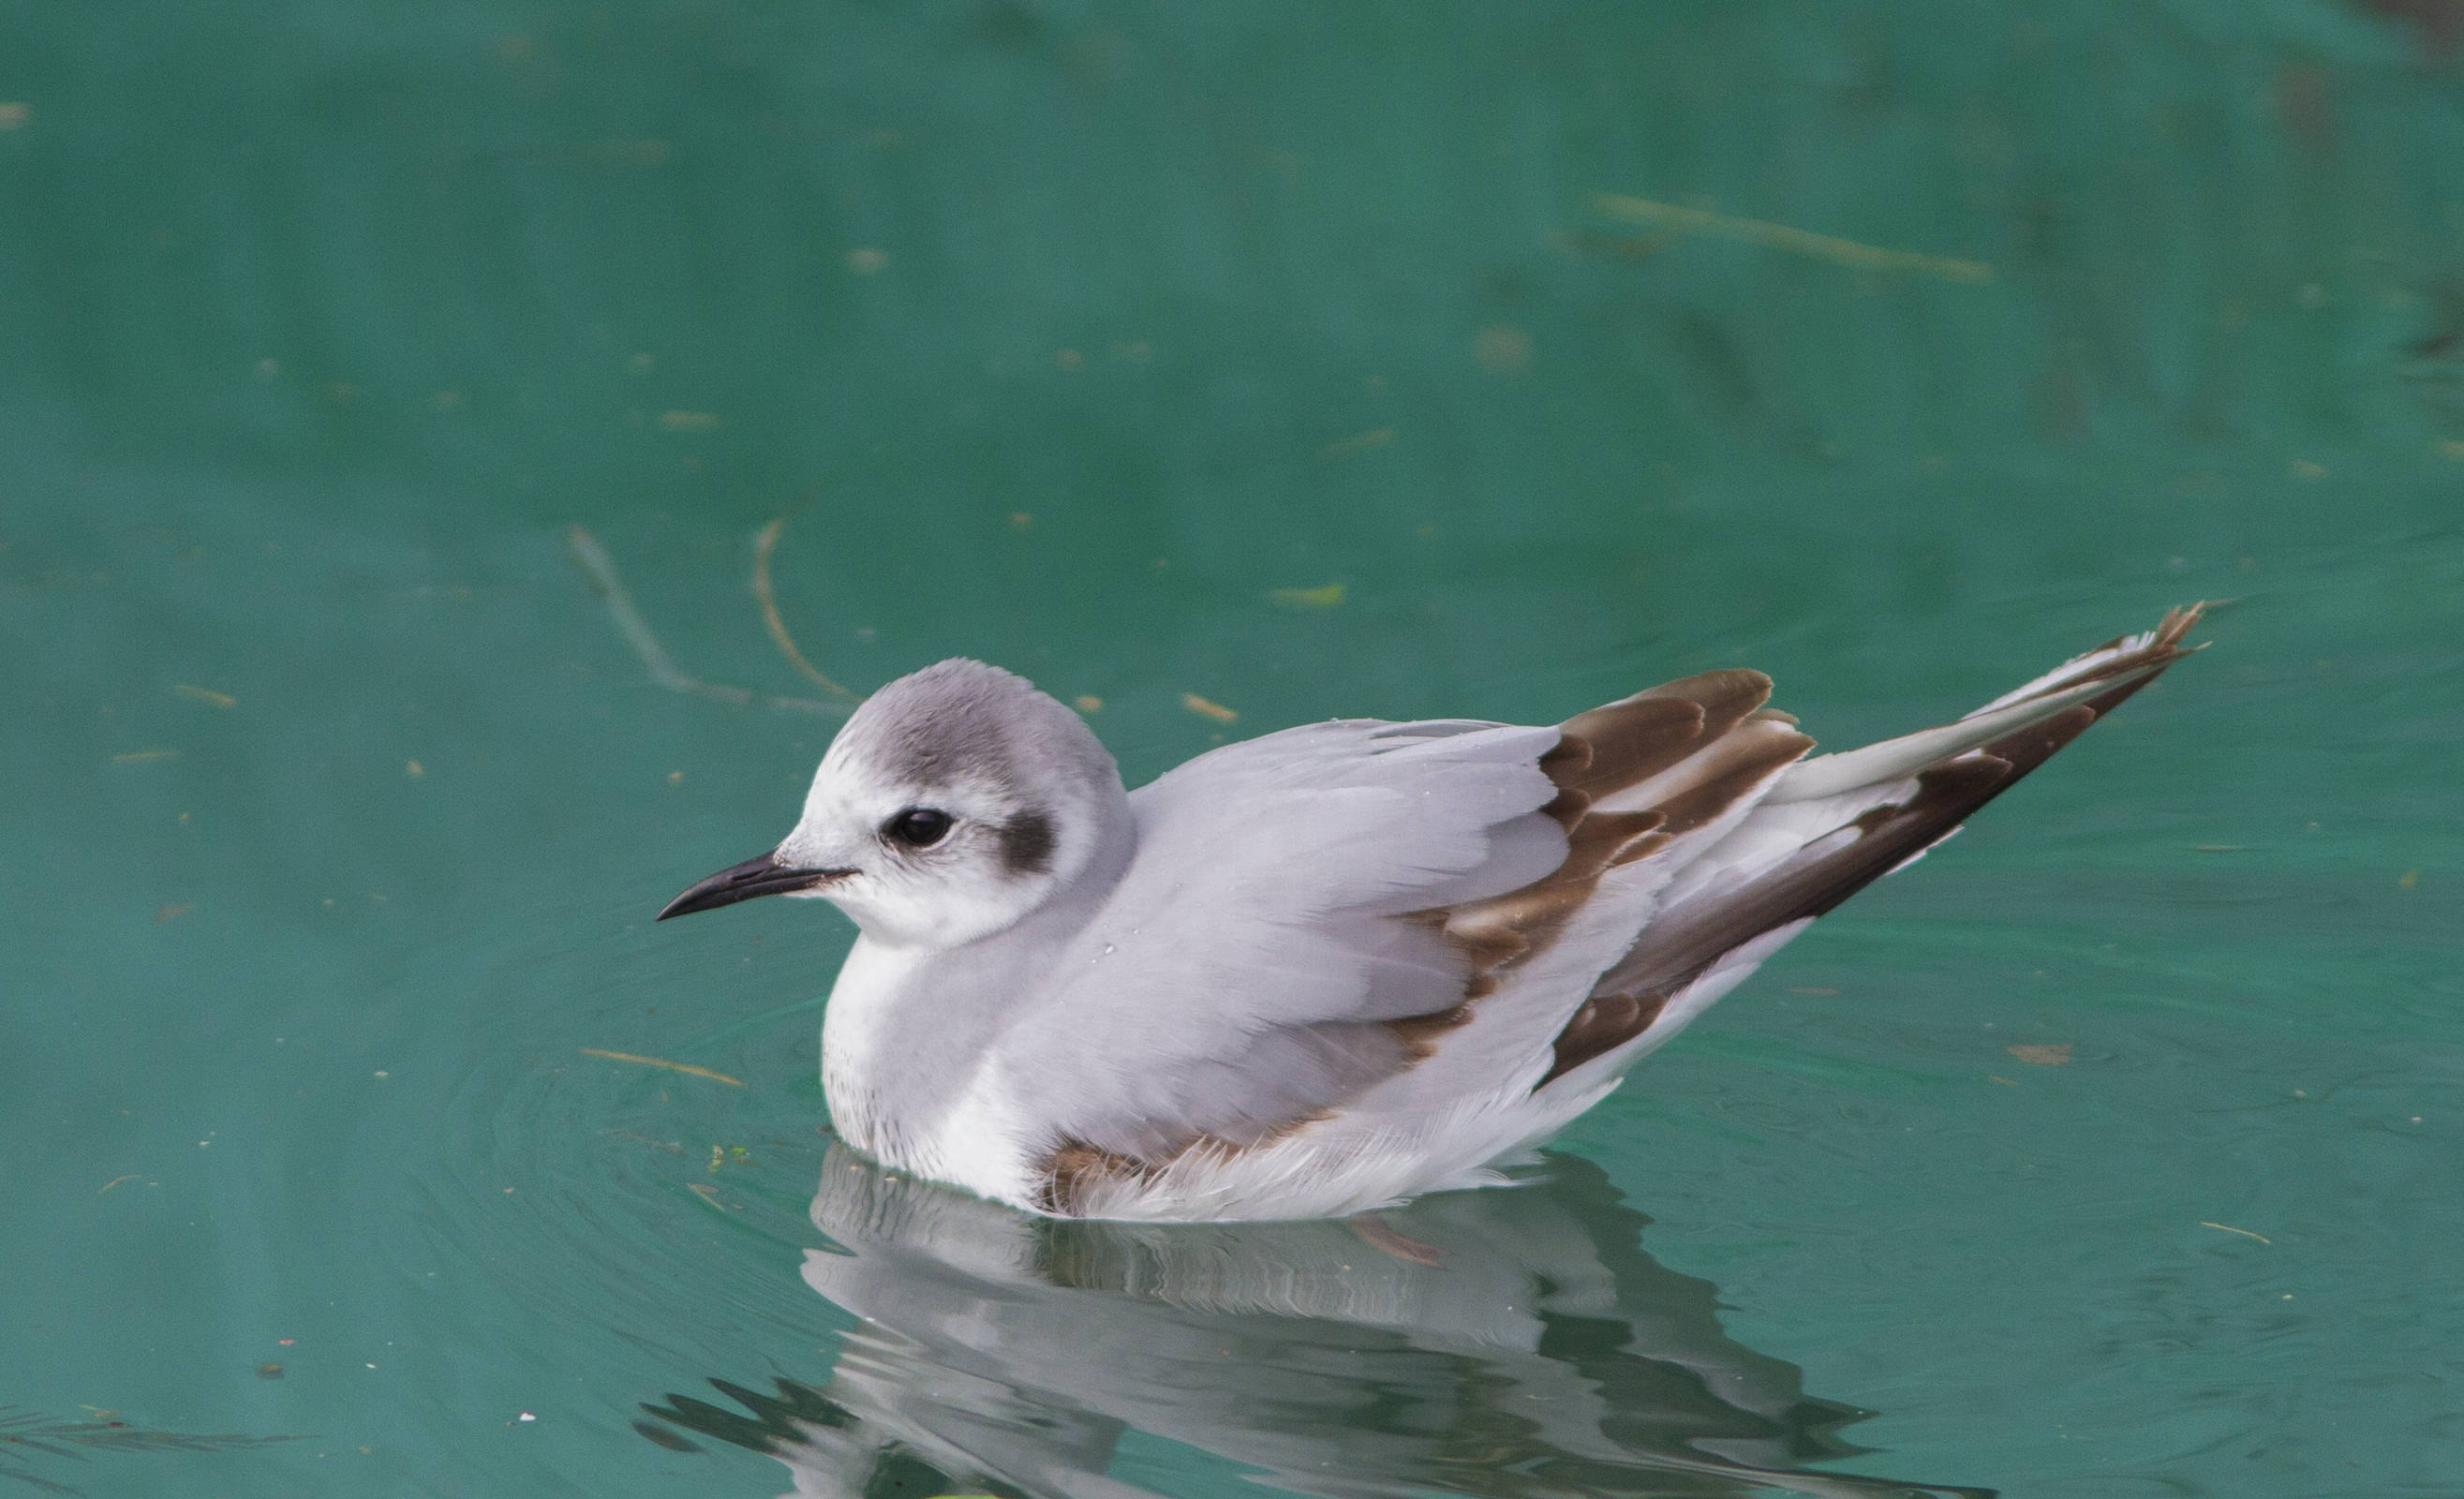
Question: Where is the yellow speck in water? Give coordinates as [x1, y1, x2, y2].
[174, 684, 237, 709]
[1269, 583, 1346, 609]
[2397, 868, 2418, 889]
[2006, 1043, 2073, 1066]
[0, 103, 28, 129]
[406, 760, 424, 778]
[1074, 694, 1103, 713]
[1180, 692, 1239, 724]
[667, 770, 684, 785]
[1474, 324, 1533, 374]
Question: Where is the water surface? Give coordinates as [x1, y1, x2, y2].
[4, 4, 2461, 1495]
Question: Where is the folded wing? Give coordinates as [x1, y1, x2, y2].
[1014, 605, 2204, 1215]
[1014, 719, 1567, 1184]
[1015, 675, 1821, 1210]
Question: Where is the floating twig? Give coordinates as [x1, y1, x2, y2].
[566, 527, 845, 716]
[751, 516, 860, 702]
[580, 1047, 747, 1089]
[1589, 193, 1994, 284]
[1180, 692, 1239, 724]
[2199, 1220, 2273, 1245]
[2005, 1043, 2072, 1066]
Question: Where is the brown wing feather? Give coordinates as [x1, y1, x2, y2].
[1541, 606, 2205, 1085]
[1397, 671, 1816, 1057]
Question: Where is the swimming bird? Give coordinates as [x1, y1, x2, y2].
[660, 606, 2203, 1222]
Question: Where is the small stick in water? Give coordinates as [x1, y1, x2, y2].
[752, 514, 861, 702]
[580, 1047, 747, 1088]
[567, 526, 845, 716]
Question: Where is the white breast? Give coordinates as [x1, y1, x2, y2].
[820, 938, 1037, 1205]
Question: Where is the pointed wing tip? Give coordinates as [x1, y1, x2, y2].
[2151, 600, 2208, 652]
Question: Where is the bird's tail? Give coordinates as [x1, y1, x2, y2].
[1539, 603, 2205, 1091]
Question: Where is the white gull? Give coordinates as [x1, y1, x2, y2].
[660, 606, 2204, 1221]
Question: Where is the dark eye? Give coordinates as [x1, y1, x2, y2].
[884, 807, 953, 849]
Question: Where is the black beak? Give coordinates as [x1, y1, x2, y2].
[657, 853, 850, 921]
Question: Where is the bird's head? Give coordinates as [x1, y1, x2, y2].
[659, 660, 1129, 949]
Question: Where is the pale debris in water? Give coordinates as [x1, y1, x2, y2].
[1269, 583, 1346, 609]
[1590, 192, 1994, 283]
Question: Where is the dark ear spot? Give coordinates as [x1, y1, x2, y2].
[998, 810, 1056, 877]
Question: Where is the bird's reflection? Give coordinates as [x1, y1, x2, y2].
[641, 1144, 1991, 1499]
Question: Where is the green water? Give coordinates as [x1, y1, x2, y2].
[5, 4, 2460, 1495]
